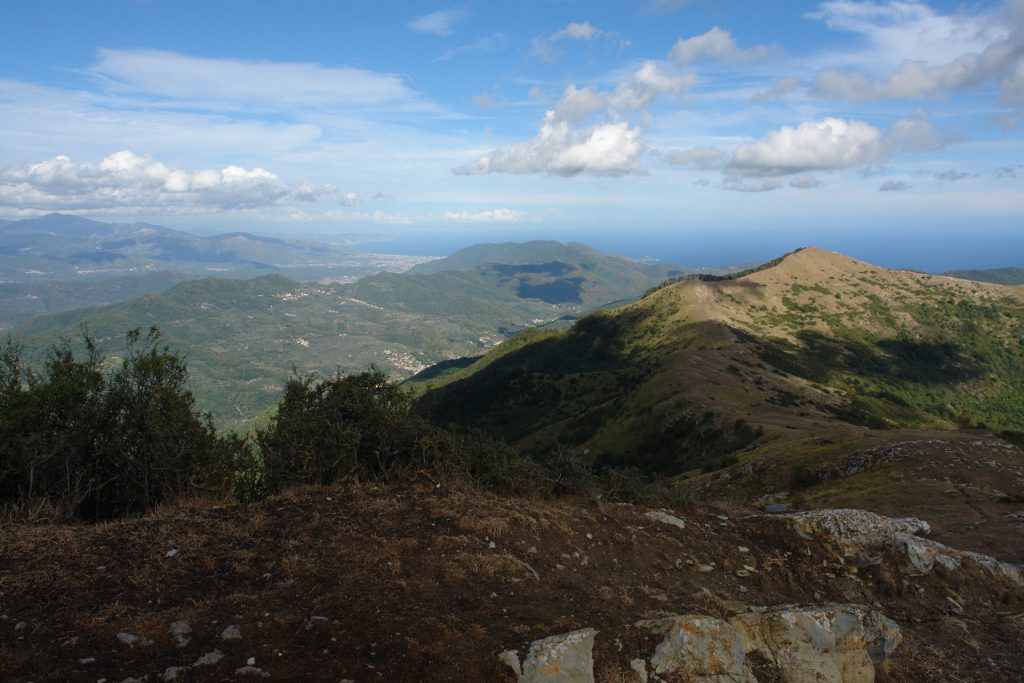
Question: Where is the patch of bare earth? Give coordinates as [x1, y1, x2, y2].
[1, 484, 1022, 681]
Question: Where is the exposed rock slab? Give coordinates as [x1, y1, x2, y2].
[501, 628, 597, 683]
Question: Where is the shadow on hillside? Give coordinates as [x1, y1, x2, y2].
[753, 330, 983, 386]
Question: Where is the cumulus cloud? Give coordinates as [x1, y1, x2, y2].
[442, 208, 523, 222]
[455, 61, 692, 176]
[729, 117, 884, 177]
[408, 9, 465, 36]
[0, 151, 349, 214]
[669, 27, 776, 64]
[879, 179, 913, 192]
[89, 49, 419, 109]
[810, 0, 1024, 103]
[670, 116, 949, 185]
[728, 117, 945, 177]
[789, 175, 825, 189]
[752, 75, 803, 102]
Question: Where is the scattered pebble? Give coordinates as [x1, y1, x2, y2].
[194, 650, 225, 666]
[235, 665, 270, 678]
[169, 621, 192, 646]
[160, 666, 187, 681]
[222, 625, 242, 640]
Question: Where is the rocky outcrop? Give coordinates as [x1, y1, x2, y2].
[637, 615, 748, 682]
[789, 508, 1023, 584]
[730, 605, 901, 683]
[501, 628, 597, 683]
[503, 605, 899, 683]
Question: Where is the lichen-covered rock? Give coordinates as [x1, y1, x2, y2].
[790, 508, 1022, 585]
[637, 615, 748, 682]
[730, 604, 901, 683]
[501, 628, 597, 683]
[788, 509, 930, 561]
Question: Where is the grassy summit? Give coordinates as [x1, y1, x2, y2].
[419, 247, 1024, 473]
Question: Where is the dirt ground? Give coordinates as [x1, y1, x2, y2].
[2, 483, 1023, 682]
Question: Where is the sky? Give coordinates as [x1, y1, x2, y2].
[1, 0, 1023, 267]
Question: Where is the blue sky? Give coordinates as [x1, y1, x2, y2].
[1, 0, 1023, 263]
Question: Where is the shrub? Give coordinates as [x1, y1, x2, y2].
[0, 327, 246, 521]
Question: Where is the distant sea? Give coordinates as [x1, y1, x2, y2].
[356, 226, 1024, 273]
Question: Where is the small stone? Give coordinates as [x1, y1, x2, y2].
[697, 564, 715, 573]
[169, 621, 192, 646]
[79, 657, 96, 665]
[161, 667, 187, 681]
[62, 636, 79, 647]
[235, 666, 270, 678]
[644, 510, 686, 530]
[165, 549, 178, 558]
[556, 564, 567, 571]
[630, 658, 648, 683]
[764, 503, 788, 513]
[14, 621, 27, 631]
[738, 546, 750, 554]
[222, 625, 242, 640]
[195, 650, 225, 666]
[488, 541, 497, 549]
[117, 632, 140, 646]
[247, 657, 257, 666]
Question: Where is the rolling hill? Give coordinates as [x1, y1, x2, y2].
[10, 241, 691, 430]
[418, 247, 1024, 542]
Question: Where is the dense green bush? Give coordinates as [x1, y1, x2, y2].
[0, 327, 246, 521]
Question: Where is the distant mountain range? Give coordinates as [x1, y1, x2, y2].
[943, 267, 1024, 285]
[0, 213, 428, 330]
[10, 240, 702, 430]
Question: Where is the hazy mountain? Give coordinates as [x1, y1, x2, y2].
[10, 240, 687, 430]
[0, 213, 425, 284]
[419, 246, 1024, 491]
[944, 267, 1024, 285]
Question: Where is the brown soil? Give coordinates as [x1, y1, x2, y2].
[2, 484, 1022, 682]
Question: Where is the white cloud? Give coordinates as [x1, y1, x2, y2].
[89, 49, 420, 110]
[554, 22, 600, 41]
[751, 75, 803, 102]
[669, 27, 776, 64]
[670, 116, 948, 180]
[810, 0, 1024, 103]
[730, 117, 884, 176]
[408, 9, 465, 36]
[530, 21, 626, 61]
[0, 151, 349, 214]
[443, 208, 524, 222]
[455, 61, 692, 176]
[729, 116, 944, 177]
